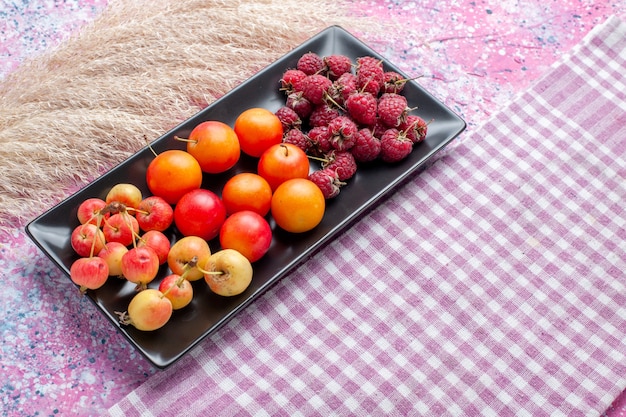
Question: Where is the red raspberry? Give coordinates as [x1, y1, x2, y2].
[377, 93, 409, 128]
[309, 104, 341, 128]
[380, 128, 413, 163]
[275, 106, 302, 131]
[345, 92, 377, 126]
[323, 150, 357, 181]
[283, 128, 311, 153]
[356, 56, 384, 96]
[382, 71, 408, 94]
[327, 115, 358, 151]
[297, 52, 324, 75]
[286, 91, 313, 119]
[372, 119, 388, 139]
[308, 125, 332, 156]
[333, 72, 358, 105]
[350, 128, 381, 163]
[300, 74, 333, 106]
[280, 69, 307, 93]
[399, 114, 429, 144]
[323, 54, 353, 80]
[308, 168, 345, 199]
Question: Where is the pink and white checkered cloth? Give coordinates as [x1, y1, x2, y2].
[108, 16, 626, 416]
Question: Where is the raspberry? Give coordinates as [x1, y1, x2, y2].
[399, 114, 428, 144]
[323, 150, 357, 181]
[380, 128, 413, 163]
[308, 125, 332, 156]
[300, 74, 333, 106]
[377, 93, 409, 128]
[286, 91, 313, 119]
[350, 128, 381, 163]
[297, 52, 324, 75]
[372, 119, 388, 139]
[308, 168, 345, 199]
[309, 104, 341, 128]
[327, 115, 358, 151]
[333, 72, 358, 105]
[283, 128, 311, 153]
[356, 56, 384, 96]
[275, 106, 302, 131]
[280, 69, 307, 93]
[382, 71, 408, 94]
[345, 92, 377, 126]
[323, 54, 353, 80]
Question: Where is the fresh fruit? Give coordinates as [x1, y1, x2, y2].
[345, 91, 377, 126]
[327, 116, 358, 151]
[234, 108, 284, 157]
[285, 92, 313, 119]
[323, 150, 357, 181]
[308, 168, 345, 199]
[173, 189, 226, 241]
[70, 257, 109, 294]
[382, 71, 408, 94]
[221, 172, 273, 217]
[356, 56, 384, 96]
[219, 210, 272, 263]
[307, 126, 332, 156]
[333, 72, 358, 104]
[202, 249, 253, 297]
[121, 246, 160, 290]
[167, 235, 212, 281]
[102, 212, 139, 246]
[399, 115, 429, 144]
[323, 54, 353, 80]
[117, 289, 173, 331]
[138, 230, 170, 265]
[309, 104, 341, 128]
[282, 128, 311, 153]
[377, 93, 409, 128]
[71, 223, 106, 258]
[351, 128, 381, 163]
[275, 106, 302, 131]
[105, 183, 143, 210]
[159, 274, 193, 310]
[98, 241, 128, 277]
[76, 198, 107, 225]
[146, 149, 203, 204]
[271, 178, 325, 233]
[380, 128, 413, 163]
[135, 195, 174, 232]
[257, 143, 310, 191]
[279, 69, 307, 93]
[300, 74, 333, 106]
[181, 120, 240, 174]
[296, 52, 324, 75]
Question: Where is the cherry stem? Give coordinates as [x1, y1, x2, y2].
[307, 155, 328, 164]
[195, 264, 224, 276]
[174, 136, 198, 144]
[145, 135, 158, 158]
[324, 93, 345, 112]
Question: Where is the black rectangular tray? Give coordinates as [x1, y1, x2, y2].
[26, 25, 466, 368]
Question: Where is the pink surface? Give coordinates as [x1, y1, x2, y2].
[1, 1, 625, 416]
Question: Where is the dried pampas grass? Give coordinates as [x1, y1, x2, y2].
[0, 0, 378, 231]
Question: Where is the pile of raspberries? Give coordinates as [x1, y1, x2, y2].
[275, 52, 429, 199]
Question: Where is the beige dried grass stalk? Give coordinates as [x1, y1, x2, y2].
[0, 0, 379, 231]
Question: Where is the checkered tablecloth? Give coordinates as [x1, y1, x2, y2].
[108, 16, 626, 416]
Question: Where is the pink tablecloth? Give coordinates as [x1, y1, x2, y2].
[107, 15, 626, 416]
